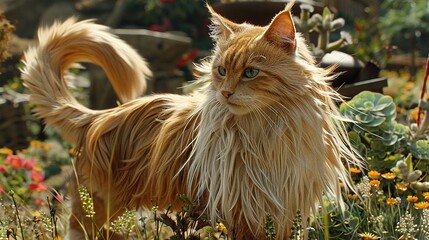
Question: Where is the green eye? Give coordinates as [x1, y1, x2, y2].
[218, 66, 227, 76]
[243, 67, 259, 78]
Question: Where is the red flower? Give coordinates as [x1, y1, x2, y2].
[0, 164, 7, 173]
[150, 24, 162, 31]
[23, 159, 36, 170]
[34, 198, 44, 207]
[29, 182, 47, 192]
[6, 155, 24, 169]
[54, 194, 63, 203]
[30, 170, 45, 182]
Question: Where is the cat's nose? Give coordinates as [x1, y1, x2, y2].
[221, 90, 234, 99]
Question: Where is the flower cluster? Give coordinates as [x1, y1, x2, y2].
[0, 147, 47, 206]
[345, 168, 429, 239]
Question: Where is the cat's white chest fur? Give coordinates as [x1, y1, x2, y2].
[186, 95, 328, 237]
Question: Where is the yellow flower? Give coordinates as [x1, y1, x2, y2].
[402, 81, 416, 90]
[0, 147, 13, 155]
[407, 195, 419, 203]
[423, 192, 429, 200]
[33, 210, 41, 218]
[69, 148, 77, 155]
[370, 179, 380, 187]
[381, 172, 396, 180]
[395, 182, 408, 192]
[386, 197, 398, 205]
[348, 194, 358, 200]
[216, 222, 227, 235]
[368, 170, 380, 179]
[43, 143, 52, 151]
[359, 232, 380, 240]
[350, 167, 362, 174]
[414, 201, 429, 209]
[30, 140, 44, 148]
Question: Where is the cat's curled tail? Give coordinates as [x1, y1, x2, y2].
[21, 18, 151, 144]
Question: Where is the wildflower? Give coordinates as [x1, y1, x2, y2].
[0, 147, 12, 155]
[407, 170, 422, 182]
[54, 194, 63, 203]
[387, 197, 398, 205]
[395, 182, 408, 192]
[79, 186, 95, 217]
[0, 164, 7, 173]
[43, 142, 52, 151]
[216, 222, 227, 235]
[350, 167, 361, 174]
[368, 170, 381, 179]
[110, 210, 136, 234]
[370, 179, 380, 187]
[30, 170, 45, 182]
[33, 210, 41, 218]
[348, 194, 358, 200]
[23, 159, 36, 170]
[407, 195, 419, 203]
[396, 211, 416, 239]
[30, 140, 44, 148]
[381, 172, 396, 180]
[29, 182, 47, 192]
[414, 201, 429, 209]
[418, 209, 429, 235]
[5, 155, 24, 169]
[359, 232, 380, 240]
[423, 192, 429, 200]
[34, 198, 44, 207]
[357, 176, 371, 198]
[69, 148, 77, 155]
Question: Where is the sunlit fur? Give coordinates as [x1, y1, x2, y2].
[22, 3, 362, 239]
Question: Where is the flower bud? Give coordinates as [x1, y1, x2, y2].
[396, 160, 409, 178]
[406, 170, 422, 182]
[410, 181, 429, 191]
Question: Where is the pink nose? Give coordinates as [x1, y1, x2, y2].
[221, 90, 233, 99]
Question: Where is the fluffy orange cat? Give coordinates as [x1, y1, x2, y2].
[22, 2, 361, 239]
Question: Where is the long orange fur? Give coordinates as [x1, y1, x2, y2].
[22, 2, 362, 239]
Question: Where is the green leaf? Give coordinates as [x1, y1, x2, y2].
[410, 140, 429, 160]
[356, 113, 374, 123]
[366, 116, 386, 127]
[349, 217, 359, 229]
[405, 153, 414, 172]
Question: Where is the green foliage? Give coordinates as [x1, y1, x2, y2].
[410, 140, 429, 160]
[340, 91, 410, 169]
[155, 194, 212, 239]
[265, 214, 276, 240]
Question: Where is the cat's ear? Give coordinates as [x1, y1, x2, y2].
[207, 4, 239, 40]
[263, 3, 296, 52]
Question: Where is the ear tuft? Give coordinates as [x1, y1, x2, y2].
[207, 4, 239, 40]
[264, 7, 296, 52]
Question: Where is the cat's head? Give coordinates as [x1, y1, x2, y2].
[208, 2, 317, 116]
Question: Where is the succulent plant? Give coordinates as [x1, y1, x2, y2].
[293, 5, 351, 58]
[410, 139, 429, 160]
[340, 91, 410, 163]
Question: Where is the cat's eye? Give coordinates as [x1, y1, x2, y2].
[218, 66, 227, 76]
[242, 67, 259, 79]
